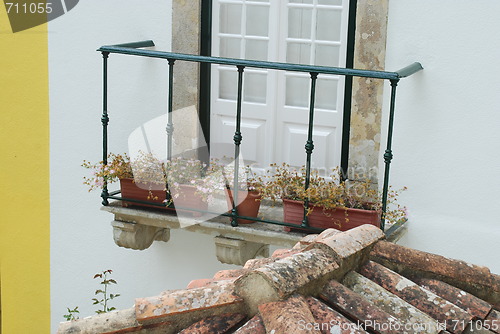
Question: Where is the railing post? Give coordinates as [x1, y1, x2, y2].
[101, 51, 110, 206]
[230, 65, 245, 227]
[381, 79, 399, 231]
[302, 72, 318, 228]
[166, 59, 175, 161]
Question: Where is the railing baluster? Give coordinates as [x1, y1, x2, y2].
[166, 59, 175, 161]
[165, 59, 175, 208]
[230, 65, 245, 227]
[101, 51, 110, 206]
[381, 79, 399, 231]
[302, 72, 319, 228]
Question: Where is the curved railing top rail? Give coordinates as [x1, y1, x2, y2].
[98, 40, 422, 81]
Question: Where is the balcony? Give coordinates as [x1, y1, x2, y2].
[96, 40, 422, 265]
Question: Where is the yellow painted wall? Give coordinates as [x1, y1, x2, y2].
[0, 8, 50, 334]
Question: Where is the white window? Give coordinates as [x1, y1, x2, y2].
[211, 0, 350, 173]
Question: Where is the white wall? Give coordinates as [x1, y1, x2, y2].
[383, 1, 500, 274]
[49, 1, 237, 332]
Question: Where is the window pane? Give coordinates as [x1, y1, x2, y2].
[315, 44, 340, 66]
[220, 4, 242, 34]
[285, 75, 309, 108]
[246, 39, 268, 61]
[246, 5, 269, 37]
[288, 8, 312, 39]
[316, 78, 338, 110]
[219, 69, 238, 100]
[289, 0, 313, 3]
[220, 37, 241, 58]
[244, 72, 267, 103]
[318, 0, 342, 5]
[287, 42, 311, 64]
[316, 9, 342, 41]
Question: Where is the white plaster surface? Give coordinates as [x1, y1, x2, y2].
[48, 1, 237, 332]
[48, 1, 500, 331]
[383, 1, 500, 275]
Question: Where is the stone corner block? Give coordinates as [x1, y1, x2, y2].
[214, 236, 269, 266]
[112, 220, 170, 250]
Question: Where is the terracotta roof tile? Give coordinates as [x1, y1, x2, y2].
[359, 260, 473, 334]
[461, 321, 497, 334]
[177, 312, 245, 334]
[307, 224, 384, 262]
[135, 280, 244, 324]
[258, 295, 321, 334]
[243, 257, 277, 269]
[342, 271, 439, 334]
[413, 277, 492, 319]
[370, 240, 500, 307]
[213, 268, 249, 280]
[306, 224, 384, 279]
[319, 279, 403, 334]
[292, 233, 320, 249]
[187, 278, 218, 289]
[235, 248, 339, 310]
[306, 296, 369, 334]
[233, 315, 266, 334]
[57, 308, 140, 334]
[485, 309, 500, 334]
[57, 226, 500, 334]
[102, 320, 175, 334]
[271, 248, 301, 258]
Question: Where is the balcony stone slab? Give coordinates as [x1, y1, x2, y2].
[103, 200, 406, 264]
[102, 202, 305, 265]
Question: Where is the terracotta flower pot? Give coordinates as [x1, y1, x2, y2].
[119, 178, 207, 217]
[119, 178, 169, 209]
[171, 184, 208, 217]
[282, 198, 380, 232]
[224, 188, 261, 224]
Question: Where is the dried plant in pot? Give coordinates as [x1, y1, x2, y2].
[82, 152, 208, 216]
[255, 163, 407, 232]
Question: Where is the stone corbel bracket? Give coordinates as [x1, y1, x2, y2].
[102, 204, 303, 265]
[111, 221, 170, 250]
[215, 236, 269, 266]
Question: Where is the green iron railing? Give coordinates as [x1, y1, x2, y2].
[97, 40, 422, 234]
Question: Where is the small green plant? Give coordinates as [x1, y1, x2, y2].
[92, 269, 120, 314]
[63, 306, 80, 321]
